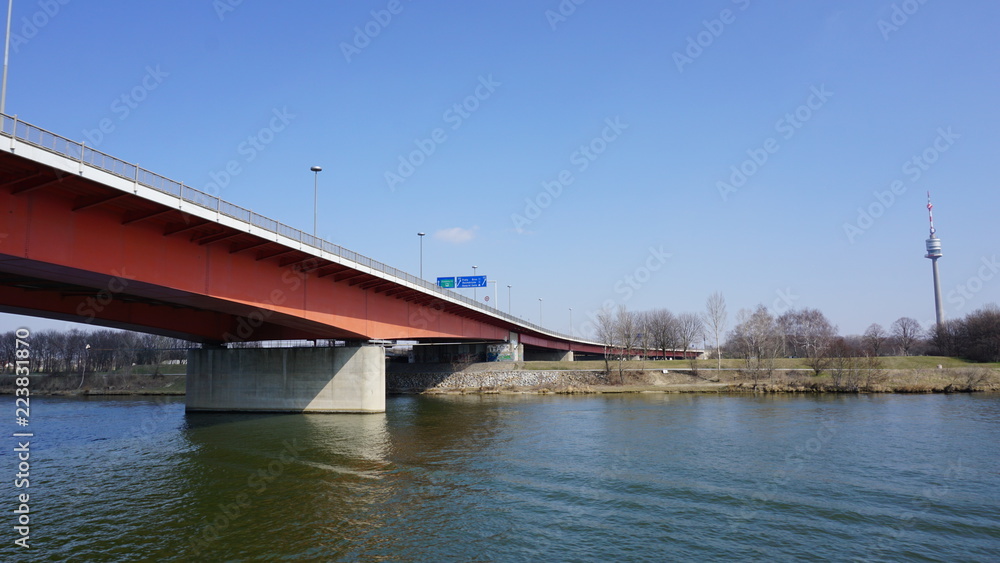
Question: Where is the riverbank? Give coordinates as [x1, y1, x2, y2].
[0, 372, 186, 396]
[386, 361, 1000, 395]
[2, 359, 998, 396]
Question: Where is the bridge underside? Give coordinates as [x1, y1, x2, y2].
[1, 116, 700, 413]
[0, 148, 512, 344]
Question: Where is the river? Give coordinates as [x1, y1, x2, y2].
[1, 393, 997, 561]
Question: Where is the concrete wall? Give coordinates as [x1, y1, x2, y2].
[523, 348, 574, 362]
[412, 342, 528, 363]
[187, 346, 385, 413]
[413, 343, 491, 363]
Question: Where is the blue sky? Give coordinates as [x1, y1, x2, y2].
[3, 0, 998, 338]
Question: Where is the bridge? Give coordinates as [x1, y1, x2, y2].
[0, 114, 699, 412]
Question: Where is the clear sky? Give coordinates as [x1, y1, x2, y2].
[2, 0, 998, 338]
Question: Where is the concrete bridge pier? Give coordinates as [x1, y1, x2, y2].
[186, 346, 385, 413]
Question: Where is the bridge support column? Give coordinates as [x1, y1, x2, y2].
[186, 346, 385, 413]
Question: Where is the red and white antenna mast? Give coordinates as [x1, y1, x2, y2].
[927, 191, 936, 236]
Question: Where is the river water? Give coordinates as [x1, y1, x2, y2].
[1, 393, 997, 561]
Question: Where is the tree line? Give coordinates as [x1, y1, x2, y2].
[931, 305, 1000, 362]
[0, 329, 188, 375]
[2, 299, 998, 376]
[592, 292, 1000, 378]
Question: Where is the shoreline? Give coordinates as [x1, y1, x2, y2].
[2, 366, 998, 397]
[389, 381, 998, 396]
[384, 363, 1000, 396]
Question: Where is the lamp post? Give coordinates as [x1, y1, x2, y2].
[417, 232, 425, 279]
[78, 343, 90, 389]
[569, 307, 573, 336]
[310, 166, 322, 236]
[472, 265, 478, 301]
[538, 298, 543, 325]
[507, 284, 512, 315]
[1, 0, 12, 114]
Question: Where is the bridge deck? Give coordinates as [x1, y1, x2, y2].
[0, 114, 699, 358]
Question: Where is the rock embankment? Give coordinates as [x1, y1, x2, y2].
[386, 368, 604, 393]
[386, 364, 1000, 394]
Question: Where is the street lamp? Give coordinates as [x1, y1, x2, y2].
[569, 307, 573, 336]
[78, 343, 90, 389]
[1, 0, 12, 114]
[507, 284, 512, 315]
[417, 232, 425, 279]
[310, 165, 322, 236]
[472, 265, 478, 301]
[538, 298, 543, 325]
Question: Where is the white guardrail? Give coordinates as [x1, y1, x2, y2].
[0, 113, 596, 344]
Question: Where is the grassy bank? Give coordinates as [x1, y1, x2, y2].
[4, 357, 998, 396]
[522, 356, 1000, 372]
[0, 370, 186, 395]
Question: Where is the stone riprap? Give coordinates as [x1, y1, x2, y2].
[387, 370, 600, 392]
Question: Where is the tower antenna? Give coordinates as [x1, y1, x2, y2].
[925, 192, 944, 329]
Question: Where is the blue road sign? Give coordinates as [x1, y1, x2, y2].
[456, 275, 487, 288]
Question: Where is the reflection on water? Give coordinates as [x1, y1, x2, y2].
[1, 394, 998, 561]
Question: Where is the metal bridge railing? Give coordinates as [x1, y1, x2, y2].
[0, 113, 590, 344]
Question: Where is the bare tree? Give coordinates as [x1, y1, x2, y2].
[703, 291, 727, 371]
[648, 308, 678, 360]
[954, 304, 1000, 362]
[828, 337, 862, 391]
[636, 311, 655, 370]
[778, 308, 837, 375]
[676, 313, 704, 362]
[891, 317, 922, 356]
[595, 306, 616, 377]
[727, 305, 782, 389]
[0, 332, 14, 374]
[862, 323, 888, 356]
[931, 318, 963, 357]
[613, 306, 639, 384]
